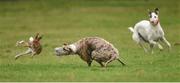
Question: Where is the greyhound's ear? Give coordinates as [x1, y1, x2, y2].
[148, 9, 152, 17]
[63, 43, 68, 46]
[154, 8, 159, 15]
[63, 46, 72, 52]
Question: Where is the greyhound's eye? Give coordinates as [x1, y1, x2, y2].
[154, 16, 156, 18]
[63, 47, 67, 51]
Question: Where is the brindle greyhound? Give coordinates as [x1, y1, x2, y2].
[55, 37, 125, 67]
[15, 33, 42, 60]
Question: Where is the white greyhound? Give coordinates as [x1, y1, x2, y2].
[129, 8, 171, 54]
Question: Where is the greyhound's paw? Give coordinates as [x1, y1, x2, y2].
[151, 51, 154, 54]
[15, 56, 19, 60]
[158, 45, 163, 51]
[144, 49, 148, 53]
[159, 48, 163, 51]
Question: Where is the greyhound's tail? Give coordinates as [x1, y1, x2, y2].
[174, 42, 180, 46]
[117, 58, 126, 66]
[128, 27, 134, 33]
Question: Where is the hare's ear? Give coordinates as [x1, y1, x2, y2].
[35, 33, 40, 39]
[37, 35, 42, 41]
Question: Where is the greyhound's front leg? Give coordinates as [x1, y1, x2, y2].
[149, 40, 163, 54]
[87, 60, 92, 67]
[149, 44, 154, 54]
[162, 37, 171, 51]
[15, 49, 32, 60]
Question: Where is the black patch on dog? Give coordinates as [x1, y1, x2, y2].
[138, 32, 149, 43]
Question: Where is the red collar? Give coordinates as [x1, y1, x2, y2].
[150, 19, 159, 26]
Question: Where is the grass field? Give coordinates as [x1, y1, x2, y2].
[0, 0, 180, 82]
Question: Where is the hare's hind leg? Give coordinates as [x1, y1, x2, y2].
[15, 48, 32, 60]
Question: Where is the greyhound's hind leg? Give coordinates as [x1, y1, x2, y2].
[139, 42, 148, 53]
[104, 56, 116, 67]
[161, 37, 171, 51]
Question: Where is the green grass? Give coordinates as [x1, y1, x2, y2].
[0, 0, 180, 82]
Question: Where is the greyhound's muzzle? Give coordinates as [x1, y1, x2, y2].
[54, 47, 60, 56]
[150, 19, 159, 26]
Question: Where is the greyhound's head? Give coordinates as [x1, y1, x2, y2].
[55, 43, 76, 56]
[148, 8, 159, 26]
